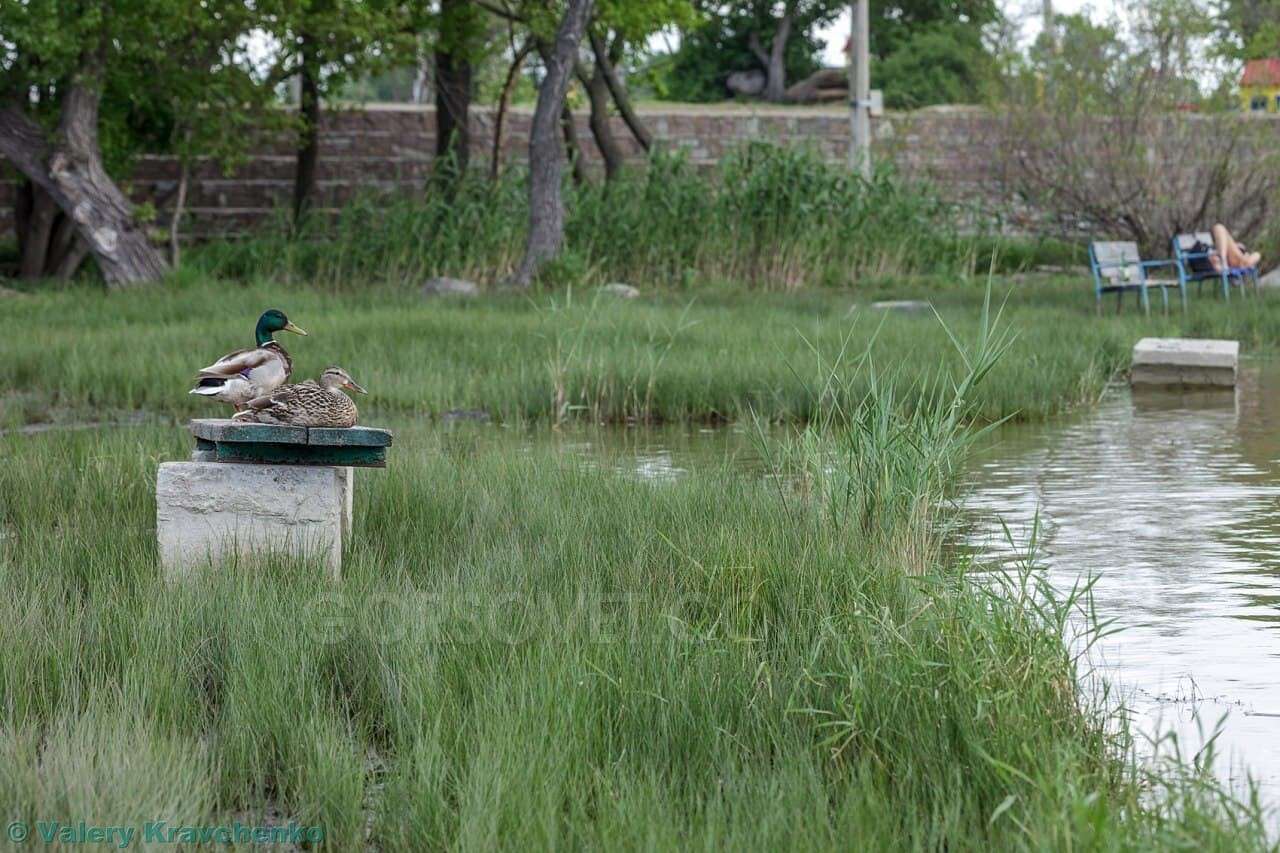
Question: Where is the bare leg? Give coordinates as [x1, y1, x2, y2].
[1212, 223, 1262, 269]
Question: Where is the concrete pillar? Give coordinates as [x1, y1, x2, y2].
[156, 462, 345, 579]
[336, 466, 354, 541]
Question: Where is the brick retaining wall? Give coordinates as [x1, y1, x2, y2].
[0, 103, 1121, 239]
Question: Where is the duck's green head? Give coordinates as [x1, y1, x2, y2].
[255, 309, 307, 346]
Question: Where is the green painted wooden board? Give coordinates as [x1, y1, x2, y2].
[190, 419, 307, 444]
[188, 419, 393, 468]
[307, 427, 393, 447]
[213, 442, 387, 468]
[189, 419, 392, 448]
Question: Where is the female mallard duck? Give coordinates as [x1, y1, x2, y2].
[189, 309, 307, 410]
[233, 367, 367, 428]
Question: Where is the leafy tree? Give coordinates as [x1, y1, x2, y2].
[1130, 0, 1216, 102]
[509, 0, 596, 287]
[869, 0, 999, 56]
[264, 0, 415, 221]
[1018, 5, 1211, 110]
[662, 0, 996, 105]
[0, 0, 273, 285]
[665, 1, 841, 102]
[874, 23, 993, 109]
[434, 0, 490, 184]
[584, 0, 698, 174]
[588, 0, 701, 157]
[1023, 13, 1129, 101]
[1003, 9, 1280, 259]
[478, 0, 692, 182]
[869, 0, 1000, 109]
[1212, 0, 1280, 60]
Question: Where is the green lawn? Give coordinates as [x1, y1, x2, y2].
[3, 273, 1277, 429]
[1, 273, 1276, 849]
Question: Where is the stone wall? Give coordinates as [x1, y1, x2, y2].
[0, 104, 1021, 239]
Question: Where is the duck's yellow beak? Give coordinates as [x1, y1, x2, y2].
[284, 322, 308, 336]
[344, 379, 368, 394]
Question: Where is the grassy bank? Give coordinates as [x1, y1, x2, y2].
[1, 407, 1272, 848]
[3, 273, 1279, 429]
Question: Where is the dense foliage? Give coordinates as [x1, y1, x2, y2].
[656, 0, 840, 101]
[651, 0, 1000, 107]
[1213, 0, 1280, 60]
[874, 22, 994, 109]
[869, 0, 1000, 108]
[0, 0, 278, 172]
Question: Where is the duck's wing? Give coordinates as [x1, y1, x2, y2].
[237, 381, 320, 424]
[196, 345, 281, 378]
[242, 380, 315, 411]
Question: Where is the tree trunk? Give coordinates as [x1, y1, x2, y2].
[492, 42, 532, 181]
[579, 60, 624, 181]
[748, 12, 793, 103]
[13, 180, 32, 258]
[293, 40, 321, 225]
[784, 67, 848, 103]
[17, 182, 57, 278]
[507, 0, 595, 288]
[411, 41, 431, 104]
[560, 102, 589, 186]
[767, 16, 791, 102]
[589, 31, 651, 153]
[51, 235, 90, 280]
[45, 210, 82, 275]
[0, 78, 168, 287]
[170, 155, 191, 267]
[435, 0, 474, 181]
[14, 178, 90, 280]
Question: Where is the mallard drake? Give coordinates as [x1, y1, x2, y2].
[189, 309, 307, 409]
[233, 367, 367, 428]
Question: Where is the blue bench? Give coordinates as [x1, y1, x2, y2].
[1089, 241, 1186, 315]
[1172, 232, 1259, 301]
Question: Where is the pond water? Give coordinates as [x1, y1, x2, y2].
[962, 365, 1280, 803]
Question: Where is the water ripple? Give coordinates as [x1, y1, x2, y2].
[962, 367, 1280, 803]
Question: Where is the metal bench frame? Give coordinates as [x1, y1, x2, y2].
[1172, 232, 1260, 301]
[1088, 240, 1186, 316]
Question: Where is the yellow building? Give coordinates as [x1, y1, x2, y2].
[1241, 59, 1280, 113]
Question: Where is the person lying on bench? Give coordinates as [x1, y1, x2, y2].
[1209, 223, 1261, 272]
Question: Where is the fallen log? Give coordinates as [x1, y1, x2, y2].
[784, 67, 848, 104]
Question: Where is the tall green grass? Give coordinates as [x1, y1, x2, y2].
[761, 290, 1016, 574]
[194, 145, 994, 290]
[0, 316, 1270, 848]
[4, 273, 1279, 430]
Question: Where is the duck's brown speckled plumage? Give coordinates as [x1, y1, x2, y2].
[235, 367, 365, 428]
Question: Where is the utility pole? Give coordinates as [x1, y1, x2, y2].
[848, 1, 872, 179]
[1042, 0, 1057, 51]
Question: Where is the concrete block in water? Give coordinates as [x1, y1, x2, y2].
[156, 461, 344, 578]
[1131, 337, 1238, 387]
